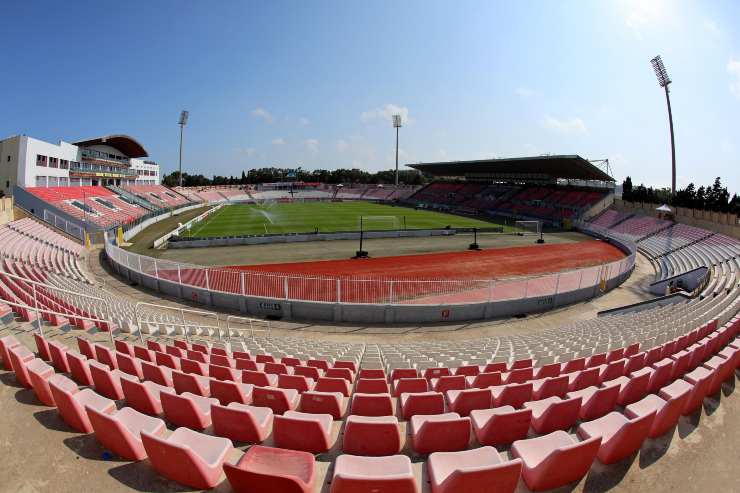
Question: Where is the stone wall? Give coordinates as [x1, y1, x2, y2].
[614, 199, 739, 239]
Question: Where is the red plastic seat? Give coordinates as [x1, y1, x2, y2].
[181, 358, 207, 376]
[299, 391, 346, 419]
[165, 345, 186, 359]
[293, 365, 322, 380]
[503, 367, 533, 384]
[133, 345, 155, 363]
[87, 406, 166, 460]
[242, 369, 278, 387]
[453, 364, 481, 377]
[315, 377, 351, 396]
[141, 360, 173, 387]
[560, 357, 585, 374]
[210, 379, 253, 406]
[534, 363, 561, 380]
[511, 430, 601, 491]
[596, 359, 626, 384]
[567, 384, 620, 420]
[26, 358, 56, 406]
[281, 356, 302, 367]
[445, 388, 492, 416]
[658, 378, 697, 417]
[491, 382, 532, 408]
[647, 358, 674, 393]
[325, 367, 355, 382]
[393, 377, 429, 397]
[48, 374, 115, 433]
[358, 368, 386, 379]
[94, 344, 118, 370]
[33, 333, 51, 362]
[401, 391, 445, 419]
[307, 358, 330, 371]
[681, 366, 714, 414]
[211, 402, 273, 443]
[186, 349, 208, 363]
[224, 445, 315, 493]
[350, 392, 393, 416]
[252, 386, 299, 414]
[355, 378, 390, 394]
[390, 368, 419, 381]
[625, 352, 646, 374]
[172, 369, 210, 396]
[264, 362, 290, 375]
[161, 391, 218, 429]
[531, 375, 569, 400]
[470, 406, 532, 446]
[524, 396, 581, 434]
[466, 371, 502, 388]
[48, 341, 71, 373]
[703, 356, 732, 394]
[8, 345, 35, 388]
[483, 362, 507, 373]
[273, 410, 334, 453]
[423, 367, 451, 381]
[342, 415, 402, 456]
[611, 367, 651, 406]
[121, 378, 175, 416]
[76, 337, 95, 360]
[141, 427, 231, 489]
[89, 360, 133, 400]
[587, 352, 607, 368]
[116, 352, 144, 379]
[255, 353, 274, 364]
[577, 411, 655, 464]
[567, 367, 599, 391]
[330, 454, 416, 493]
[625, 389, 690, 438]
[334, 360, 358, 373]
[65, 350, 93, 386]
[235, 358, 259, 371]
[278, 373, 315, 393]
[431, 375, 466, 393]
[155, 351, 180, 370]
[428, 446, 522, 493]
[410, 412, 471, 453]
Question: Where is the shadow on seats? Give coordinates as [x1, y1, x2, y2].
[720, 375, 735, 397]
[677, 409, 702, 439]
[108, 461, 195, 493]
[638, 428, 676, 468]
[63, 434, 128, 463]
[0, 371, 24, 388]
[582, 452, 637, 493]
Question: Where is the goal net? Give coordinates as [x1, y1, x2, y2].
[514, 220, 541, 236]
[359, 215, 401, 232]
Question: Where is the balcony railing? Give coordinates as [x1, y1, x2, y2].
[70, 163, 138, 177]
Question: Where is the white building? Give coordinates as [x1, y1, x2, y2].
[0, 134, 160, 195]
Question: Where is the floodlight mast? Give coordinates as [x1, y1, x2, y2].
[392, 114, 402, 186]
[650, 55, 676, 195]
[178, 110, 189, 188]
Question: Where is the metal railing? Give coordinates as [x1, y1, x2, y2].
[134, 301, 221, 345]
[226, 315, 271, 339]
[106, 224, 637, 306]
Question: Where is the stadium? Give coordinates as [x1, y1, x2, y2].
[1, 4, 739, 493]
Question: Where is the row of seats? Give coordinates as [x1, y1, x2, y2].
[1, 311, 737, 492]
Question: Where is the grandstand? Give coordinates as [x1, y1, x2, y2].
[407, 155, 614, 224]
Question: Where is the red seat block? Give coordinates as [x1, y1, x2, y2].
[428, 446, 521, 493]
[466, 371, 502, 389]
[445, 388, 492, 417]
[350, 392, 393, 416]
[471, 406, 532, 446]
[577, 411, 655, 464]
[431, 375, 467, 393]
[393, 377, 429, 396]
[355, 378, 390, 394]
[401, 391, 445, 419]
[48, 374, 115, 433]
[121, 378, 174, 416]
[511, 431, 601, 491]
[330, 454, 416, 493]
[410, 412, 471, 454]
[141, 361, 173, 387]
[299, 391, 346, 419]
[524, 396, 582, 434]
[491, 382, 532, 408]
[315, 377, 351, 396]
[273, 411, 334, 453]
[224, 445, 315, 493]
[87, 406, 166, 460]
[567, 384, 620, 421]
[342, 415, 402, 456]
[161, 391, 218, 430]
[27, 358, 56, 406]
[531, 375, 569, 400]
[625, 389, 689, 438]
[141, 427, 231, 490]
[211, 402, 273, 443]
[172, 369, 210, 396]
[252, 386, 299, 415]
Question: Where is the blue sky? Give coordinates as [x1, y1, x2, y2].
[1, 0, 738, 190]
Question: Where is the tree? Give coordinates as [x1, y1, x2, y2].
[622, 176, 633, 201]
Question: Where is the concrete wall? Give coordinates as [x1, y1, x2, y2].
[0, 197, 14, 225]
[105, 227, 636, 324]
[648, 267, 709, 296]
[123, 202, 204, 242]
[614, 199, 739, 239]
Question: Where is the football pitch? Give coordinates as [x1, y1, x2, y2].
[183, 202, 508, 238]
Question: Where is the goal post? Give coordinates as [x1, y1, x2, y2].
[514, 220, 541, 236]
[359, 215, 401, 232]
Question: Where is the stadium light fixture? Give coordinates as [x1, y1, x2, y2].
[178, 110, 189, 188]
[392, 114, 402, 186]
[650, 55, 676, 195]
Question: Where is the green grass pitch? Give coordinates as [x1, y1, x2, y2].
[184, 202, 508, 238]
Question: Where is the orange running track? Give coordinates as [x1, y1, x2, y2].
[227, 239, 624, 280]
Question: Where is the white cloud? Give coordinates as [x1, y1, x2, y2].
[236, 147, 257, 157]
[304, 139, 319, 153]
[336, 139, 349, 152]
[250, 107, 274, 123]
[271, 138, 286, 146]
[728, 57, 740, 99]
[361, 103, 414, 125]
[702, 19, 721, 36]
[542, 115, 588, 135]
[515, 87, 536, 98]
[620, 0, 673, 40]
[299, 117, 310, 126]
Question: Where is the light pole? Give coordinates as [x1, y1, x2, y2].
[392, 114, 402, 186]
[650, 55, 676, 196]
[178, 110, 189, 188]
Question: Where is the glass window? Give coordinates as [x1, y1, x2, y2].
[36, 155, 47, 167]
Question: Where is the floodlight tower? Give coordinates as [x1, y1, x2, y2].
[650, 55, 676, 196]
[392, 114, 402, 186]
[178, 110, 189, 188]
